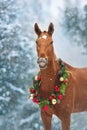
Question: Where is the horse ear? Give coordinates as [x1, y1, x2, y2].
[48, 22, 54, 35]
[34, 23, 41, 36]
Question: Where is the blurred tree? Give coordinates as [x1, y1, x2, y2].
[81, 5, 87, 49]
[0, 0, 36, 115]
[62, 6, 87, 53]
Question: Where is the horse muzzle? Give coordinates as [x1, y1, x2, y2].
[37, 57, 48, 69]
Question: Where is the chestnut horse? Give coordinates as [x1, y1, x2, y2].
[34, 23, 87, 130]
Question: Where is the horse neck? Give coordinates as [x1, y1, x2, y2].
[40, 53, 59, 92]
[41, 54, 58, 73]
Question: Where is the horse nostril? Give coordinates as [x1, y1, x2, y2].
[37, 57, 48, 63]
[37, 57, 48, 69]
[45, 57, 48, 61]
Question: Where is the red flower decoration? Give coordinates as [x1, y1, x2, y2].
[48, 96, 53, 100]
[58, 94, 63, 100]
[33, 98, 39, 104]
[52, 95, 56, 99]
[30, 88, 35, 93]
[38, 75, 41, 80]
[43, 105, 49, 111]
[34, 94, 38, 97]
[63, 80, 67, 83]
[54, 86, 60, 92]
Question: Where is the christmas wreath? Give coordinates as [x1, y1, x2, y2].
[29, 59, 70, 111]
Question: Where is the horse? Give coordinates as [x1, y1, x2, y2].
[34, 22, 87, 130]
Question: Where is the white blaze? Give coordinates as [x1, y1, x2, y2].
[42, 35, 47, 39]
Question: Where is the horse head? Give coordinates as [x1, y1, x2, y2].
[34, 23, 54, 69]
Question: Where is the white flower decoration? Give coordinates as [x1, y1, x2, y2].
[35, 76, 38, 81]
[52, 99, 57, 105]
[30, 94, 34, 100]
[60, 77, 64, 81]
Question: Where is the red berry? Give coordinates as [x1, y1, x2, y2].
[38, 75, 41, 80]
[48, 96, 53, 100]
[58, 94, 63, 100]
[30, 88, 35, 93]
[33, 98, 39, 104]
[34, 94, 38, 97]
[54, 86, 60, 92]
[43, 105, 49, 111]
[54, 85, 58, 89]
[63, 80, 67, 83]
[53, 95, 56, 99]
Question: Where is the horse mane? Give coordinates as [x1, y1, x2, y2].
[62, 60, 74, 70]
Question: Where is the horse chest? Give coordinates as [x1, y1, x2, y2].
[39, 75, 56, 98]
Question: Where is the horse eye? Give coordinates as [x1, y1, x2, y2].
[36, 40, 38, 44]
[50, 41, 53, 44]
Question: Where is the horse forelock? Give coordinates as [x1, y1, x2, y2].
[38, 31, 51, 40]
